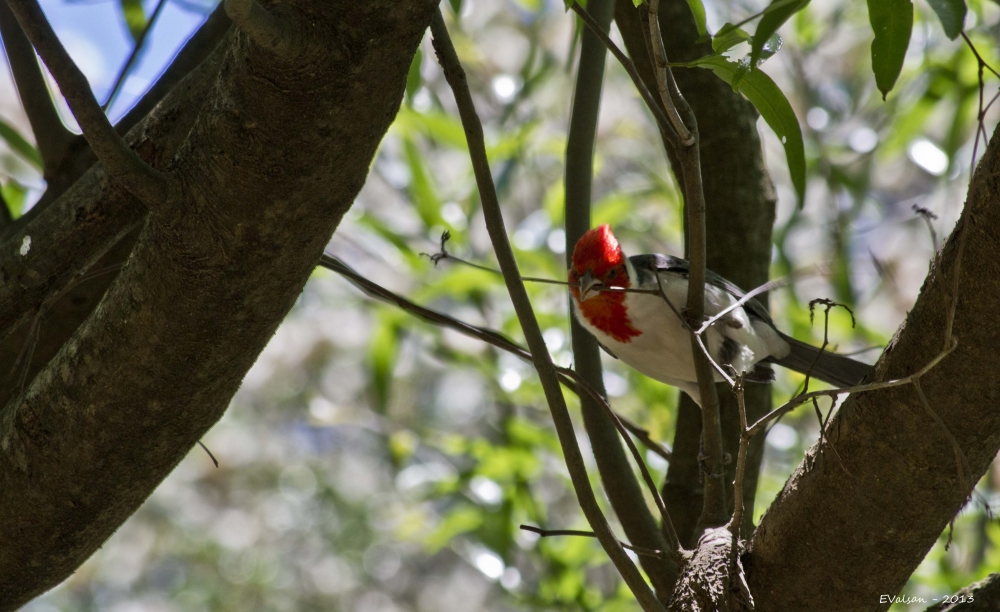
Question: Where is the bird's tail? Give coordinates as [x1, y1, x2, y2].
[768, 333, 873, 389]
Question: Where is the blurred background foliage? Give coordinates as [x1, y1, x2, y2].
[2, 0, 999, 609]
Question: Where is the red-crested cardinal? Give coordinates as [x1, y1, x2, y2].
[568, 225, 871, 403]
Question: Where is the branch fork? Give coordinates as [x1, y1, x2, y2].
[4, 0, 179, 213]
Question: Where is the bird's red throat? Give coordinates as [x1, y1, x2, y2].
[570, 225, 641, 343]
[576, 292, 641, 343]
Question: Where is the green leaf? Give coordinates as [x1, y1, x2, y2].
[733, 33, 783, 90]
[632, 0, 644, 6]
[448, 0, 463, 16]
[394, 108, 468, 150]
[867, 0, 913, 100]
[1, 180, 27, 219]
[369, 310, 403, 414]
[712, 23, 751, 54]
[925, 0, 966, 39]
[424, 505, 483, 551]
[512, 0, 543, 10]
[750, 0, 809, 68]
[692, 55, 806, 205]
[119, 0, 147, 42]
[406, 48, 423, 104]
[402, 136, 442, 226]
[0, 118, 42, 170]
[685, 0, 708, 39]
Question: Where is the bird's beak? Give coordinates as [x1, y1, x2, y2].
[578, 270, 603, 301]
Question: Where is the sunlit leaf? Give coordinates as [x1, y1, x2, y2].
[750, 0, 809, 68]
[691, 55, 806, 205]
[369, 310, 403, 414]
[470, 441, 540, 481]
[712, 23, 751, 54]
[403, 136, 442, 226]
[394, 108, 468, 150]
[1, 180, 27, 219]
[685, 0, 708, 39]
[415, 266, 501, 302]
[926, 0, 966, 39]
[389, 430, 419, 464]
[867, 0, 913, 100]
[0, 118, 42, 170]
[119, 0, 147, 42]
[512, 0, 543, 10]
[423, 505, 483, 551]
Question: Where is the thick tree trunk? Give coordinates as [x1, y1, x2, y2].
[0, 1, 435, 607]
[746, 123, 1000, 611]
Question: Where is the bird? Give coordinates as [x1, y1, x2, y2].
[567, 224, 871, 403]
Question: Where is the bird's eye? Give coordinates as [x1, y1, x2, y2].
[607, 268, 618, 279]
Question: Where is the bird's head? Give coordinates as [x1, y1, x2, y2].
[568, 224, 630, 302]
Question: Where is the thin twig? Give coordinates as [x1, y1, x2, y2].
[197, 440, 219, 468]
[519, 525, 668, 559]
[646, 0, 694, 146]
[429, 12, 667, 610]
[914, 377, 971, 490]
[912, 205, 939, 253]
[0, 0, 73, 178]
[422, 231, 576, 288]
[618, 415, 672, 461]
[569, 1, 678, 149]
[747, 339, 958, 438]
[559, 365, 682, 553]
[422, 230, 659, 294]
[224, 0, 302, 58]
[729, 375, 749, 541]
[4, 0, 174, 207]
[695, 269, 813, 335]
[103, 0, 169, 112]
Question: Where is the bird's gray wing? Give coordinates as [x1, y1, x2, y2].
[628, 253, 774, 324]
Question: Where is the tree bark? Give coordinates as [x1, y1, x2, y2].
[926, 573, 1000, 611]
[747, 123, 1000, 611]
[0, 1, 435, 607]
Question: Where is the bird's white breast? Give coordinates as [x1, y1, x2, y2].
[571, 267, 788, 399]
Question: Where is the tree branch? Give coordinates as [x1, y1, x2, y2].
[3, 0, 174, 208]
[569, 2, 677, 150]
[925, 573, 1000, 611]
[0, 0, 72, 179]
[224, 0, 302, 59]
[115, 2, 230, 137]
[103, 0, 169, 112]
[746, 122, 1000, 611]
[9, 2, 232, 230]
[0, 41, 227, 419]
[565, 0, 677, 597]
[0, 1, 437, 606]
[429, 9, 666, 611]
[640, 0, 726, 532]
